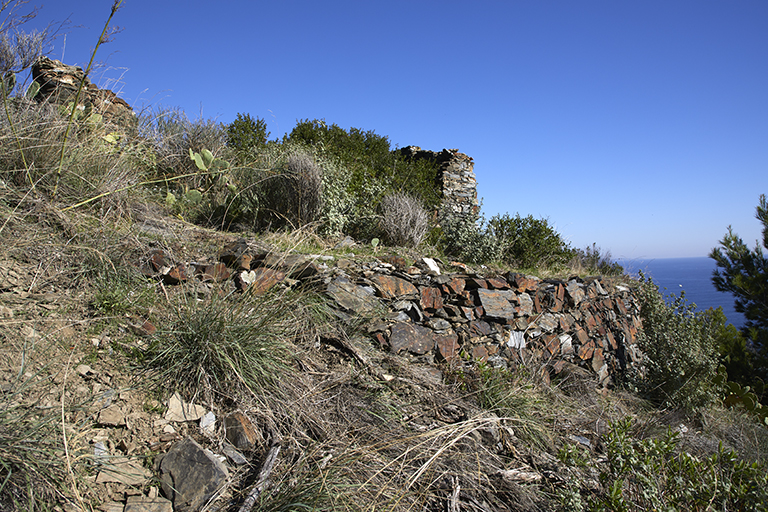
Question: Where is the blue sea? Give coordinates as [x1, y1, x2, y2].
[618, 257, 746, 329]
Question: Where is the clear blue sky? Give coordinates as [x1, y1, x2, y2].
[21, 0, 768, 259]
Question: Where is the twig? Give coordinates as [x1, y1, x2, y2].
[238, 443, 281, 512]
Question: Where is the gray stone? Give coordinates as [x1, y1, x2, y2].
[536, 313, 558, 333]
[566, 281, 586, 306]
[159, 437, 229, 512]
[326, 275, 380, 314]
[516, 293, 534, 316]
[95, 456, 151, 486]
[124, 495, 173, 512]
[389, 322, 434, 355]
[476, 288, 516, 320]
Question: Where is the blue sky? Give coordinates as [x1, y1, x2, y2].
[20, 0, 768, 259]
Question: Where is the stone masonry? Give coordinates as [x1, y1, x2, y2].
[31, 56, 136, 132]
[401, 146, 479, 217]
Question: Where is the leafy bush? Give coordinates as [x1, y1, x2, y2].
[379, 192, 429, 247]
[226, 112, 270, 162]
[488, 213, 575, 269]
[439, 211, 503, 264]
[589, 418, 768, 511]
[634, 275, 721, 410]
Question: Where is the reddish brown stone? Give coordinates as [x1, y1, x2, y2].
[551, 297, 564, 313]
[466, 278, 488, 289]
[556, 284, 565, 302]
[148, 250, 169, 272]
[469, 320, 493, 337]
[574, 325, 589, 344]
[129, 318, 156, 337]
[446, 277, 466, 295]
[533, 292, 543, 313]
[507, 273, 539, 292]
[559, 314, 573, 331]
[460, 306, 475, 321]
[471, 345, 489, 362]
[543, 334, 559, 355]
[370, 275, 419, 299]
[606, 330, 618, 350]
[420, 287, 444, 311]
[486, 277, 509, 290]
[615, 299, 628, 315]
[435, 334, 460, 363]
[373, 332, 387, 349]
[553, 360, 566, 374]
[225, 412, 260, 451]
[591, 349, 605, 372]
[389, 322, 434, 355]
[457, 290, 474, 306]
[578, 341, 595, 360]
[248, 268, 286, 295]
[198, 263, 230, 282]
[163, 264, 189, 285]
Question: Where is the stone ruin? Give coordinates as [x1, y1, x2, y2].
[142, 239, 644, 389]
[30, 56, 136, 132]
[400, 146, 479, 217]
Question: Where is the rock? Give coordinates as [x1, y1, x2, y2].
[566, 281, 586, 306]
[159, 437, 229, 512]
[200, 411, 216, 436]
[124, 495, 173, 512]
[327, 275, 380, 314]
[476, 288, 516, 320]
[95, 456, 151, 486]
[221, 443, 249, 465]
[225, 412, 260, 451]
[435, 334, 460, 362]
[369, 274, 419, 299]
[31, 56, 137, 132]
[420, 287, 444, 311]
[164, 393, 207, 422]
[244, 267, 285, 295]
[388, 322, 434, 355]
[98, 404, 126, 427]
[426, 318, 451, 331]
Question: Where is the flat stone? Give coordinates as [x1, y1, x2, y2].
[419, 257, 441, 275]
[536, 313, 558, 333]
[96, 456, 151, 486]
[159, 437, 229, 512]
[559, 334, 574, 355]
[247, 267, 286, 295]
[506, 273, 540, 292]
[516, 293, 533, 316]
[435, 333, 460, 363]
[225, 412, 260, 451]
[370, 274, 419, 299]
[124, 495, 173, 512]
[476, 288, 516, 320]
[165, 393, 206, 422]
[98, 404, 126, 426]
[326, 276, 379, 314]
[469, 320, 493, 337]
[420, 287, 444, 311]
[426, 318, 451, 331]
[566, 281, 586, 306]
[389, 322, 434, 355]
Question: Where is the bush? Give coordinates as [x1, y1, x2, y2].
[488, 213, 574, 269]
[571, 243, 624, 276]
[588, 418, 768, 511]
[379, 192, 429, 247]
[439, 211, 503, 264]
[226, 112, 270, 162]
[634, 275, 721, 410]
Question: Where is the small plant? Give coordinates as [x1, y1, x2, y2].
[143, 289, 295, 398]
[379, 192, 429, 247]
[588, 418, 768, 511]
[488, 212, 575, 269]
[438, 210, 502, 264]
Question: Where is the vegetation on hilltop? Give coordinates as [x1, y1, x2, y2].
[0, 2, 767, 510]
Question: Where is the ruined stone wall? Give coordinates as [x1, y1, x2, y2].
[31, 56, 136, 132]
[401, 146, 479, 216]
[143, 239, 644, 387]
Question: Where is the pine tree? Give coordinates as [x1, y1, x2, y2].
[710, 194, 768, 393]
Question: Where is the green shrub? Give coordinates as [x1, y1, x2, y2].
[226, 112, 270, 162]
[488, 213, 575, 269]
[438, 210, 503, 264]
[634, 275, 721, 410]
[379, 192, 429, 247]
[588, 418, 768, 511]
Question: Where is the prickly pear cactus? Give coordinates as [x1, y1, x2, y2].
[716, 365, 768, 426]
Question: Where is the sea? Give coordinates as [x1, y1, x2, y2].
[617, 257, 746, 329]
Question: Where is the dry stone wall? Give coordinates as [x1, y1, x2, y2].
[401, 146, 479, 217]
[143, 240, 643, 387]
